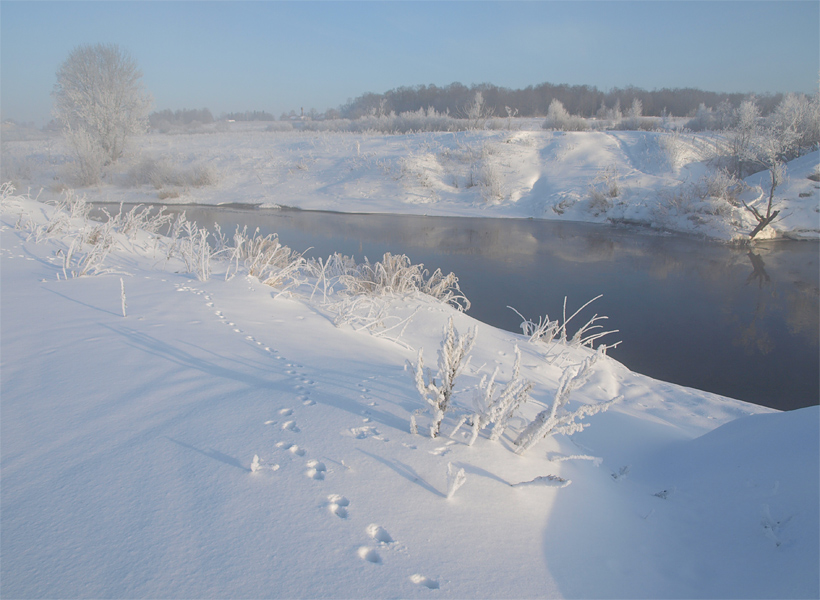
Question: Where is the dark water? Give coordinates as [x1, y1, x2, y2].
[98, 204, 819, 411]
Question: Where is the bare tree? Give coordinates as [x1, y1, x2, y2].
[53, 44, 152, 171]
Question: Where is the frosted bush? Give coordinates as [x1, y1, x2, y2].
[302, 108, 476, 134]
[412, 317, 476, 438]
[511, 295, 619, 355]
[514, 348, 621, 455]
[340, 253, 469, 310]
[659, 129, 689, 170]
[700, 169, 742, 206]
[587, 166, 621, 214]
[476, 162, 504, 203]
[307, 253, 359, 302]
[451, 346, 533, 445]
[225, 226, 305, 289]
[542, 100, 589, 131]
[61, 228, 118, 278]
[126, 156, 217, 190]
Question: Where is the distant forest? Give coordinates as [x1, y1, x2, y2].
[337, 82, 786, 120]
[147, 82, 795, 127]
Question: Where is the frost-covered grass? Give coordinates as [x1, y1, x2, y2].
[1, 187, 817, 598]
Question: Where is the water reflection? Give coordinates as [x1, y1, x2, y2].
[95, 204, 819, 410]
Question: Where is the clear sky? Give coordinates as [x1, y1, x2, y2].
[2, 1, 818, 125]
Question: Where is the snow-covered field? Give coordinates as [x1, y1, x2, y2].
[1, 184, 817, 598]
[3, 121, 819, 241]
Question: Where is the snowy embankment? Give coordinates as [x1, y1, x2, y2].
[1, 189, 817, 598]
[3, 122, 819, 241]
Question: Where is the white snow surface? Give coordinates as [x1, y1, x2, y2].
[3, 122, 819, 241]
[1, 191, 818, 598]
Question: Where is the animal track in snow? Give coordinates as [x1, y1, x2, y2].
[357, 547, 382, 564]
[279, 408, 293, 416]
[281, 420, 300, 432]
[327, 494, 349, 518]
[289, 444, 306, 456]
[306, 460, 327, 480]
[366, 524, 393, 544]
[409, 574, 440, 589]
[350, 425, 377, 439]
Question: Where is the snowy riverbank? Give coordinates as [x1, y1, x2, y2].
[3, 123, 819, 241]
[1, 189, 817, 598]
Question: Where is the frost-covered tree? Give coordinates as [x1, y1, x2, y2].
[728, 99, 762, 178]
[53, 43, 152, 169]
[464, 92, 493, 130]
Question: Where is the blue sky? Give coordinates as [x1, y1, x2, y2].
[2, 1, 818, 125]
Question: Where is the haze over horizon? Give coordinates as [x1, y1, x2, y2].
[2, 0, 818, 126]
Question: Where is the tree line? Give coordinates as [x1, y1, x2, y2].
[338, 82, 786, 120]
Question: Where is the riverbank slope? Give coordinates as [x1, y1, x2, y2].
[2, 190, 817, 598]
[3, 123, 818, 241]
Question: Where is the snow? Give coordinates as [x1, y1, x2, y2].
[2, 187, 817, 599]
[3, 121, 819, 241]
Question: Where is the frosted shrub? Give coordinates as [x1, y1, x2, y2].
[511, 295, 619, 358]
[52, 188, 92, 221]
[126, 156, 218, 190]
[227, 226, 305, 289]
[23, 189, 88, 243]
[302, 108, 470, 134]
[659, 129, 688, 170]
[476, 162, 504, 203]
[542, 100, 589, 131]
[587, 166, 620, 215]
[307, 252, 359, 302]
[511, 308, 560, 343]
[514, 348, 620, 455]
[412, 317, 476, 437]
[452, 346, 533, 445]
[176, 221, 211, 281]
[100, 203, 173, 241]
[61, 229, 117, 278]
[701, 169, 742, 206]
[0, 151, 37, 187]
[341, 253, 470, 310]
[596, 100, 623, 129]
[464, 91, 493, 130]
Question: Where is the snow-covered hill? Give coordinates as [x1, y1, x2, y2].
[1, 190, 816, 598]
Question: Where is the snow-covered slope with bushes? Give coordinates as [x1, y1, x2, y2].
[1, 189, 817, 598]
[3, 122, 818, 241]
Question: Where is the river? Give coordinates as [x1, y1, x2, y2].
[98, 204, 819, 411]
